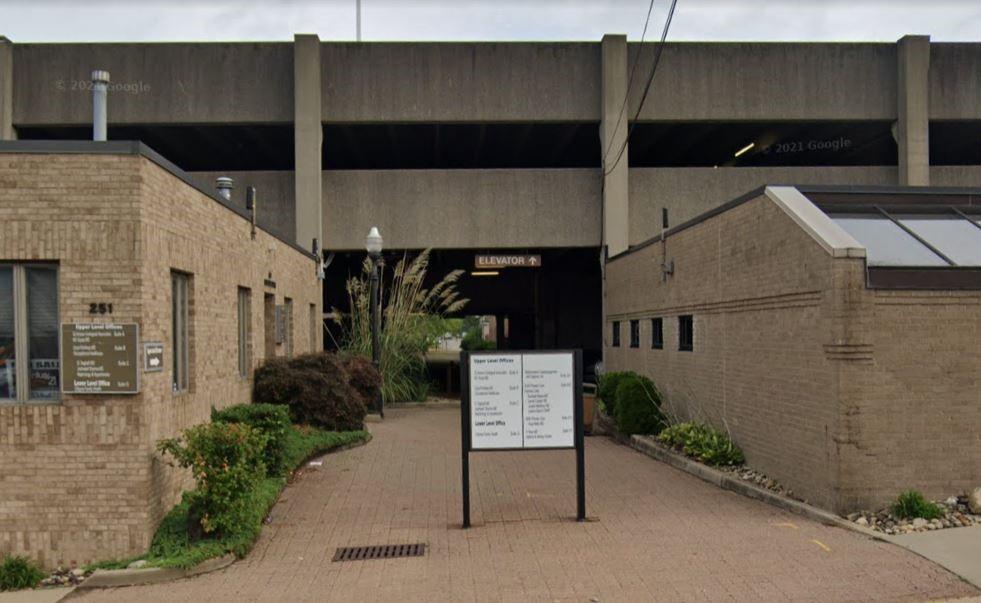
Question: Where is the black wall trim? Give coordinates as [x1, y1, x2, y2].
[867, 267, 981, 290]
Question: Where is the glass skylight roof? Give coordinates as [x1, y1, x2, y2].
[896, 215, 981, 267]
[830, 215, 949, 267]
[828, 206, 981, 268]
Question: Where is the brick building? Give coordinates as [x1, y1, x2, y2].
[604, 185, 981, 512]
[0, 141, 321, 566]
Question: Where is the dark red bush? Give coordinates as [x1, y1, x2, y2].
[253, 352, 366, 431]
[341, 354, 382, 412]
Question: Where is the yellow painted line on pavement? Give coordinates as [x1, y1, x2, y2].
[773, 522, 798, 530]
[811, 539, 832, 552]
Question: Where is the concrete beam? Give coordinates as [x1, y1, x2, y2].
[897, 35, 931, 186]
[601, 34, 629, 257]
[294, 34, 322, 251]
[0, 37, 13, 140]
[322, 169, 600, 250]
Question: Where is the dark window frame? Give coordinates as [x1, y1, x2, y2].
[611, 321, 621, 348]
[0, 263, 60, 404]
[629, 319, 640, 348]
[678, 315, 694, 352]
[171, 271, 191, 393]
[651, 317, 663, 349]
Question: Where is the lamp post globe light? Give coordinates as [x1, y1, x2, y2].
[365, 226, 384, 418]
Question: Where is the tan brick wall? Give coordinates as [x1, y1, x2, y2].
[604, 191, 981, 513]
[835, 289, 981, 510]
[0, 152, 321, 566]
[605, 194, 844, 509]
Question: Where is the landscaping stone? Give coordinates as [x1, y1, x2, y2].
[40, 566, 89, 587]
[127, 560, 148, 569]
[969, 487, 981, 514]
[845, 495, 981, 535]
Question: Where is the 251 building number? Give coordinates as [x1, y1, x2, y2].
[89, 303, 113, 315]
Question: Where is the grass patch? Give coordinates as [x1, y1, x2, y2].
[0, 554, 45, 591]
[892, 490, 943, 520]
[86, 427, 368, 572]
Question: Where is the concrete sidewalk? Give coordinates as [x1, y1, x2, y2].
[0, 588, 73, 603]
[887, 526, 981, 589]
[73, 405, 977, 602]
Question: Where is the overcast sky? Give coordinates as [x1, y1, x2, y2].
[2, 0, 979, 43]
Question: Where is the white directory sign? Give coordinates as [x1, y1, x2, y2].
[469, 352, 575, 449]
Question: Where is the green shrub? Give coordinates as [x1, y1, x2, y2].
[157, 422, 267, 538]
[253, 352, 366, 431]
[0, 555, 44, 591]
[597, 371, 635, 416]
[104, 428, 368, 571]
[613, 375, 665, 435]
[461, 329, 494, 351]
[211, 404, 291, 477]
[892, 490, 943, 520]
[659, 422, 745, 466]
[340, 355, 383, 411]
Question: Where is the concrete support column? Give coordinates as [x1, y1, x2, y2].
[601, 34, 629, 257]
[293, 34, 323, 250]
[0, 37, 14, 140]
[897, 35, 930, 186]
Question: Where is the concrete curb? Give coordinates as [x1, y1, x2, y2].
[625, 434, 883, 539]
[76, 554, 235, 589]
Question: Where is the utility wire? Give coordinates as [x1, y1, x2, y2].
[603, 0, 678, 178]
[600, 0, 656, 166]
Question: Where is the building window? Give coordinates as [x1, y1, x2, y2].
[651, 317, 663, 349]
[309, 303, 318, 353]
[263, 293, 276, 359]
[678, 315, 694, 352]
[629, 320, 640, 348]
[0, 264, 59, 403]
[237, 287, 251, 378]
[171, 271, 191, 392]
[284, 297, 294, 358]
[611, 321, 621, 347]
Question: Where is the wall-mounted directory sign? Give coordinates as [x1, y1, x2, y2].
[460, 350, 584, 528]
[61, 323, 140, 394]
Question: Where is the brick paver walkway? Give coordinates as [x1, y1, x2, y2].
[76, 405, 976, 602]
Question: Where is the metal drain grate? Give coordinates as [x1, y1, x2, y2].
[332, 543, 426, 562]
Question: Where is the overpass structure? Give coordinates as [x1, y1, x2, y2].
[2, 34, 980, 359]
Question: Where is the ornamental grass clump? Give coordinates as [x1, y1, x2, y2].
[892, 490, 943, 520]
[157, 422, 267, 538]
[659, 422, 745, 466]
[0, 554, 44, 591]
[334, 249, 468, 403]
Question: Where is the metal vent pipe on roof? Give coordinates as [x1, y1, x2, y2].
[91, 70, 110, 141]
[216, 176, 234, 200]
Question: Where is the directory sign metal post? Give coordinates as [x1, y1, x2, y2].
[460, 350, 585, 528]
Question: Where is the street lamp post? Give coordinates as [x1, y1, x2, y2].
[365, 226, 384, 418]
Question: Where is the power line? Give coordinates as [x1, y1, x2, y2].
[603, 0, 678, 178]
[600, 0, 656, 166]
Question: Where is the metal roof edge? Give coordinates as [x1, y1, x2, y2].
[764, 186, 867, 259]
